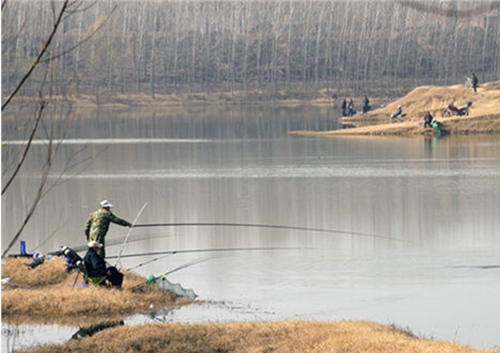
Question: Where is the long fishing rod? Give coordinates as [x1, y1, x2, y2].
[120, 246, 310, 270]
[126, 253, 176, 271]
[115, 201, 149, 268]
[107, 246, 317, 260]
[131, 257, 210, 292]
[54, 233, 167, 255]
[134, 222, 404, 242]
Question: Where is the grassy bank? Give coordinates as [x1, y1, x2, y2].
[1, 257, 180, 322]
[2, 258, 499, 352]
[16, 320, 499, 353]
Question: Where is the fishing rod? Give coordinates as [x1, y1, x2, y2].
[131, 257, 210, 293]
[121, 246, 313, 271]
[134, 222, 405, 242]
[115, 201, 149, 268]
[55, 231, 172, 255]
[107, 246, 318, 260]
[126, 253, 176, 271]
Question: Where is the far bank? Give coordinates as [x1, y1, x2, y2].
[291, 81, 500, 137]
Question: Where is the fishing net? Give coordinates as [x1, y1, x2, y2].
[148, 275, 197, 301]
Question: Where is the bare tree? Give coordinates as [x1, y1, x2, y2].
[1, 0, 108, 258]
[3, 1, 500, 102]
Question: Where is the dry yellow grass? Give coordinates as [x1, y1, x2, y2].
[291, 80, 500, 137]
[1, 258, 177, 319]
[3, 258, 499, 353]
[16, 321, 500, 353]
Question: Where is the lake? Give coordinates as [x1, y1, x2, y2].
[2, 106, 499, 350]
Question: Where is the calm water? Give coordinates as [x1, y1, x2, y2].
[2, 107, 500, 350]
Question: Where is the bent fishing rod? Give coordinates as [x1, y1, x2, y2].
[107, 246, 326, 260]
[131, 257, 210, 292]
[133, 222, 405, 242]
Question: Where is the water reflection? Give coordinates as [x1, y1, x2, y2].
[2, 322, 77, 352]
[2, 105, 340, 141]
[2, 108, 500, 349]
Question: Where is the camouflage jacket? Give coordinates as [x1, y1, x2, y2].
[84, 208, 131, 241]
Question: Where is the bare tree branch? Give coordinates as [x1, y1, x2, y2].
[1, 97, 47, 195]
[2, 0, 69, 111]
[40, 5, 116, 64]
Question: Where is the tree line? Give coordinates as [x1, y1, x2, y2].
[2, 0, 500, 101]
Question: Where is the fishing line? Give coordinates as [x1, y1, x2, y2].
[134, 222, 405, 242]
[32, 227, 63, 253]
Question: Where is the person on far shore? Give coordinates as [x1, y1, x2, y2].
[84, 200, 132, 258]
[391, 105, 402, 120]
[362, 96, 371, 114]
[423, 111, 433, 128]
[471, 72, 478, 92]
[348, 98, 355, 116]
[341, 98, 347, 116]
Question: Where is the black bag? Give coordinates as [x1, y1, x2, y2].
[106, 266, 123, 288]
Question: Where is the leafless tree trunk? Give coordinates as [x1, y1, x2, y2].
[150, 6, 158, 99]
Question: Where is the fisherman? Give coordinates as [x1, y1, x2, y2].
[471, 72, 478, 92]
[362, 96, 371, 114]
[341, 98, 347, 116]
[83, 241, 123, 288]
[423, 111, 433, 128]
[348, 98, 355, 116]
[84, 200, 132, 258]
[391, 105, 403, 120]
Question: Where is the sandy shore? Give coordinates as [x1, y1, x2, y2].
[291, 80, 500, 137]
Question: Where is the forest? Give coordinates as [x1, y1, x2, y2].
[2, 0, 500, 100]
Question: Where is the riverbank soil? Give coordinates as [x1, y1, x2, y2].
[291, 80, 500, 137]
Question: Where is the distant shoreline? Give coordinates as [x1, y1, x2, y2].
[4, 81, 500, 137]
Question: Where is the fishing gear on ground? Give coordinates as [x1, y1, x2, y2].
[49, 245, 124, 289]
[23, 253, 46, 269]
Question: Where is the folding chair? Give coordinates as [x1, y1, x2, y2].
[60, 247, 106, 286]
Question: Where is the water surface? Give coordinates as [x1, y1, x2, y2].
[2, 108, 499, 349]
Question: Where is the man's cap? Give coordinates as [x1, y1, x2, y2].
[88, 241, 103, 248]
[100, 200, 113, 208]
